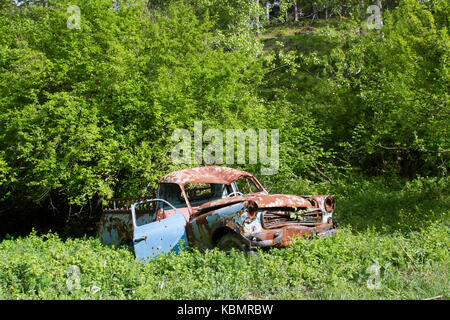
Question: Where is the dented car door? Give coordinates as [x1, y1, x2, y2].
[131, 199, 187, 262]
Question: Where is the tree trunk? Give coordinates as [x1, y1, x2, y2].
[294, 0, 298, 21]
[256, 0, 260, 35]
[266, 1, 270, 24]
[311, 4, 317, 26]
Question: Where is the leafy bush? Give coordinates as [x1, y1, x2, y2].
[319, 0, 449, 176]
[0, 0, 267, 204]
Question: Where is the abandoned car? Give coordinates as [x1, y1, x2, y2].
[99, 166, 337, 261]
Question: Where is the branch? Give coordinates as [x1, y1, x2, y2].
[398, 241, 419, 270]
[377, 145, 450, 154]
[423, 295, 443, 300]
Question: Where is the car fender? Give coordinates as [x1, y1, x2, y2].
[187, 200, 261, 248]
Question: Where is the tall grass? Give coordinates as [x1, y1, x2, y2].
[0, 176, 449, 300]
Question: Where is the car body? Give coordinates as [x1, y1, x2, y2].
[99, 166, 337, 261]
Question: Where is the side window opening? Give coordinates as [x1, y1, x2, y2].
[234, 177, 262, 194]
[184, 183, 212, 202]
[132, 200, 164, 225]
[224, 184, 233, 197]
[182, 183, 226, 206]
[159, 183, 186, 209]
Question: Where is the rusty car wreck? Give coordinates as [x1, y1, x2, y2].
[99, 166, 337, 261]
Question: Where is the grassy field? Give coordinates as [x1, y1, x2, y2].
[1, 175, 448, 300]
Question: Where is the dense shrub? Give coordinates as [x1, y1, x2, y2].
[0, 0, 266, 204]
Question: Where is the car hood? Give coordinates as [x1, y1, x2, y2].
[196, 194, 313, 214]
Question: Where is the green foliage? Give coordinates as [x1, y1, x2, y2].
[1, 221, 448, 299]
[329, 174, 450, 234]
[0, 0, 268, 204]
[260, 0, 449, 178]
[1, 0, 341, 210]
[0, 175, 448, 300]
[0, 0, 448, 301]
[320, 0, 449, 176]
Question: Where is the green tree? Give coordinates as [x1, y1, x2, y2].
[0, 0, 267, 206]
[321, 0, 449, 176]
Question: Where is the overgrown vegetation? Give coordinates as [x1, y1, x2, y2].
[3, 179, 446, 301]
[0, 175, 448, 300]
[0, 0, 448, 300]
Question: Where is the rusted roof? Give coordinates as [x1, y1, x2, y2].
[159, 166, 253, 185]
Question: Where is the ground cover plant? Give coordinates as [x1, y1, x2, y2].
[0, 176, 448, 300]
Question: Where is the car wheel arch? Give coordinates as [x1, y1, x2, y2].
[211, 226, 236, 246]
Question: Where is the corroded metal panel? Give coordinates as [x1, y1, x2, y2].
[159, 166, 254, 186]
[99, 211, 152, 246]
[99, 197, 155, 246]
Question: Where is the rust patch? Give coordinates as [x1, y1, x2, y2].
[159, 166, 259, 186]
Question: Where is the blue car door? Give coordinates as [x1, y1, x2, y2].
[131, 199, 187, 262]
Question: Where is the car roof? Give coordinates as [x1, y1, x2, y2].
[159, 166, 253, 185]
